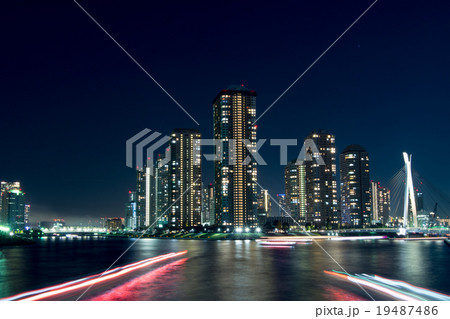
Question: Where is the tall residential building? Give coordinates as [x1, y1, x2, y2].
[304, 130, 338, 228]
[136, 169, 147, 229]
[169, 128, 202, 230]
[371, 182, 391, 225]
[0, 182, 25, 230]
[284, 160, 306, 223]
[24, 204, 31, 228]
[134, 150, 179, 231]
[136, 159, 159, 230]
[125, 191, 137, 230]
[0, 182, 7, 225]
[213, 85, 258, 229]
[207, 184, 215, 225]
[415, 190, 424, 212]
[340, 145, 371, 227]
[0, 182, 5, 222]
[201, 187, 209, 225]
[201, 184, 215, 225]
[155, 153, 170, 228]
[276, 194, 287, 217]
[257, 189, 272, 222]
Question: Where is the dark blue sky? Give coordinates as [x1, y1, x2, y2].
[1, 0, 449, 223]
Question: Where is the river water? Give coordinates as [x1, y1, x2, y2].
[0, 237, 449, 300]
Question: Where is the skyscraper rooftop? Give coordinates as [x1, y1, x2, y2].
[342, 144, 367, 153]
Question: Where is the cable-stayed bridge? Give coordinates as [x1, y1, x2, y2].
[386, 152, 450, 233]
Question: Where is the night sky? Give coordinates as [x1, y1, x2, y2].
[1, 0, 449, 224]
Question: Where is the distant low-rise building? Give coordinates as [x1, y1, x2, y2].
[106, 218, 124, 231]
[39, 219, 66, 229]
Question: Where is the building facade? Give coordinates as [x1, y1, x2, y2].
[340, 145, 371, 227]
[257, 189, 272, 222]
[125, 191, 137, 230]
[304, 130, 339, 228]
[168, 128, 202, 230]
[155, 153, 170, 228]
[371, 181, 391, 225]
[284, 160, 306, 223]
[213, 85, 258, 229]
[106, 218, 124, 231]
[208, 184, 215, 225]
[276, 194, 287, 217]
[201, 184, 215, 225]
[415, 190, 424, 212]
[24, 204, 30, 228]
[136, 159, 160, 230]
[136, 169, 147, 229]
[0, 182, 25, 230]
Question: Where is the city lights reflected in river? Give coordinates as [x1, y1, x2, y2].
[1, 238, 450, 301]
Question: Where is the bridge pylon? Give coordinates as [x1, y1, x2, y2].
[402, 152, 418, 229]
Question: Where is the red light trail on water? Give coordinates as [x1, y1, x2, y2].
[322, 286, 367, 301]
[2, 250, 187, 301]
[89, 258, 188, 301]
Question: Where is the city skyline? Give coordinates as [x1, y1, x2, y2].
[1, 1, 450, 223]
[2, 88, 448, 225]
[2, 1, 450, 306]
[121, 119, 446, 231]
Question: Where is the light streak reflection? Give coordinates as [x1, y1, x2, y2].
[2, 250, 187, 301]
[324, 270, 450, 301]
[89, 258, 188, 301]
